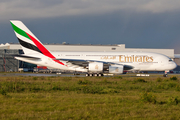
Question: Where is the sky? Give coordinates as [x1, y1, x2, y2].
[1, 0, 180, 53]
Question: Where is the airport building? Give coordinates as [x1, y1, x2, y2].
[0, 43, 179, 72]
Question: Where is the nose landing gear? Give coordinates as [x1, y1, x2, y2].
[163, 71, 168, 77]
[163, 74, 168, 77]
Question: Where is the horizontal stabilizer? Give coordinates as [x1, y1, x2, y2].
[9, 54, 41, 59]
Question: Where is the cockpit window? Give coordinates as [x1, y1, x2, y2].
[169, 59, 173, 62]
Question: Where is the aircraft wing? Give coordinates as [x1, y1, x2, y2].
[56, 58, 133, 70]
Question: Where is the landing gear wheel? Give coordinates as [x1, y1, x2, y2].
[89, 73, 93, 76]
[94, 74, 98, 77]
[98, 73, 104, 76]
[85, 73, 89, 77]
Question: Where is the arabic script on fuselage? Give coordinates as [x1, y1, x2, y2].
[101, 56, 116, 60]
[100, 55, 153, 62]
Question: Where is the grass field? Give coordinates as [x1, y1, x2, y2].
[0, 74, 180, 119]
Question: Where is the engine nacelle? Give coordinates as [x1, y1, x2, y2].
[88, 62, 103, 72]
[109, 65, 124, 74]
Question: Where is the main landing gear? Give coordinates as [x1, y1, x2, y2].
[85, 73, 104, 77]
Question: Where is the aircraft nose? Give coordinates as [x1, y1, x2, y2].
[173, 62, 177, 69]
[167, 61, 177, 70]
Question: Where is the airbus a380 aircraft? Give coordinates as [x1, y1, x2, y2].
[10, 20, 177, 76]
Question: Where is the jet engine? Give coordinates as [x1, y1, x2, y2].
[88, 62, 124, 74]
[109, 65, 124, 74]
[88, 62, 103, 72]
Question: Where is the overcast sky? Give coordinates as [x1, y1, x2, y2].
[1, 0, 180, 53]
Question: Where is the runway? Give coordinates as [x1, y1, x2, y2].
[0, 72, 179, 77]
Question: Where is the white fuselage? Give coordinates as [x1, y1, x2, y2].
[15, 51, 177, 73]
